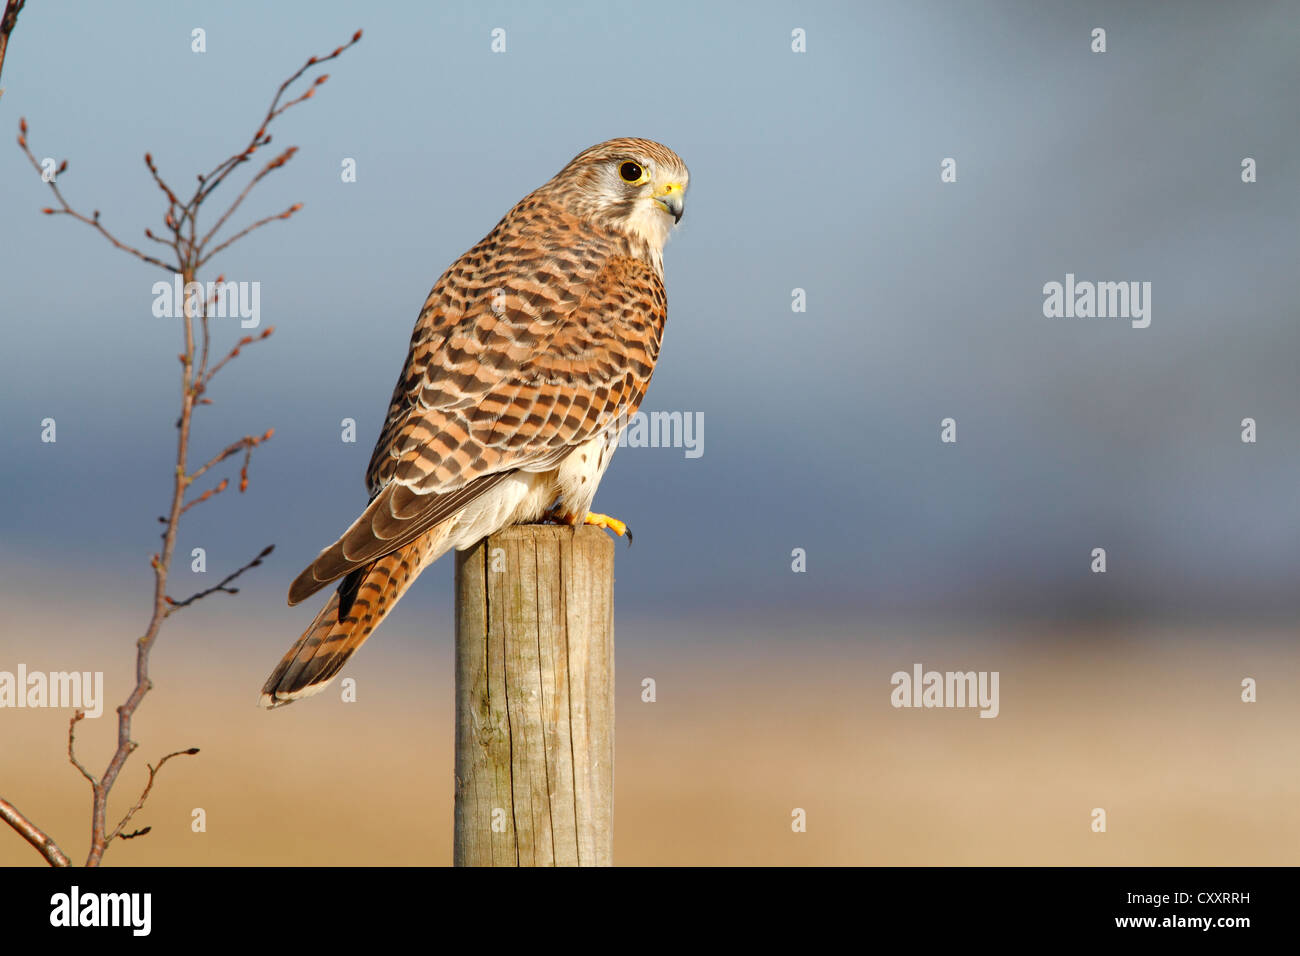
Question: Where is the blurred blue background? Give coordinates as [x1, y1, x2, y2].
[1, 0, 1296, 629]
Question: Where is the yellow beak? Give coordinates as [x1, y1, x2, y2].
[653, 181, 686, 223]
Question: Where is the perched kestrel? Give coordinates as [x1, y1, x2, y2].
[259, 138, 689, 708]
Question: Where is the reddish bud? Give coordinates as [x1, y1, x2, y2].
[41, 207, 53, 214]
[19, 117, 27, 134]
[57, 159, 67, 174]
[314, 74, 329, 85]
[352, 29, 363, 42]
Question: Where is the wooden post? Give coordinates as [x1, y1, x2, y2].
[453, 524, 615, 866]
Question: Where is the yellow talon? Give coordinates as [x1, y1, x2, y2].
[583, 511, 630, 540]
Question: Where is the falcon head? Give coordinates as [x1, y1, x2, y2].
[546, 137, 690, 254]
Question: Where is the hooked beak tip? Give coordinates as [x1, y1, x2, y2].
[656, 195, 684, 223]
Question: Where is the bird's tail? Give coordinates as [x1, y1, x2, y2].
[259, 523, 452, 709]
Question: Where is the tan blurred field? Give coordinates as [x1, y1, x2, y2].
[1, 575, 1296, 866]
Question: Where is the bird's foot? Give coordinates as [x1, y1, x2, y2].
[540, 508, 633, 544]
[570, 510, 633, 545]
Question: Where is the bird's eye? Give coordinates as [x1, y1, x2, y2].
[619, 161, 644, 183]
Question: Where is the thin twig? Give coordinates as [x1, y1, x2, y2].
[180, 477, 228, 514]
[165, 544, 275, 613]
[17, 124, 177, 274]
[200, 201, 302, 268]
[198, 145, 298, 252]
[67, 711, 96, 786]
[196, 274, 227, 384]
[200, 328, 275, 390]
[192, 31, 361, 212]
[105, 747, 200, 845]
[188, 428, 274, 485]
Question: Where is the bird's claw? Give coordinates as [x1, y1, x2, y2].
[582, 511, 633, 546]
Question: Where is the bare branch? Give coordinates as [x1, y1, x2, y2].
[68, 710, 97, 787]
[188, 427, 274, 485]
[0, 0, 26, 99]
[165, 544, 275, 613]
[105, 747, 200, 846]
[11, 28, 359, 868]
[200, 327, 275, 389]
[195, 274, 228, 383]
[192, 30, 361, 211]
[80, 261, 201, 866]
[18, 123, 177, 274]
[181, 476, 228, 514]
[198, 146, 298, 253]
[143, 151, 181, 209]
[199, 202, 302, 268]
[0, 796, 69, 867]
